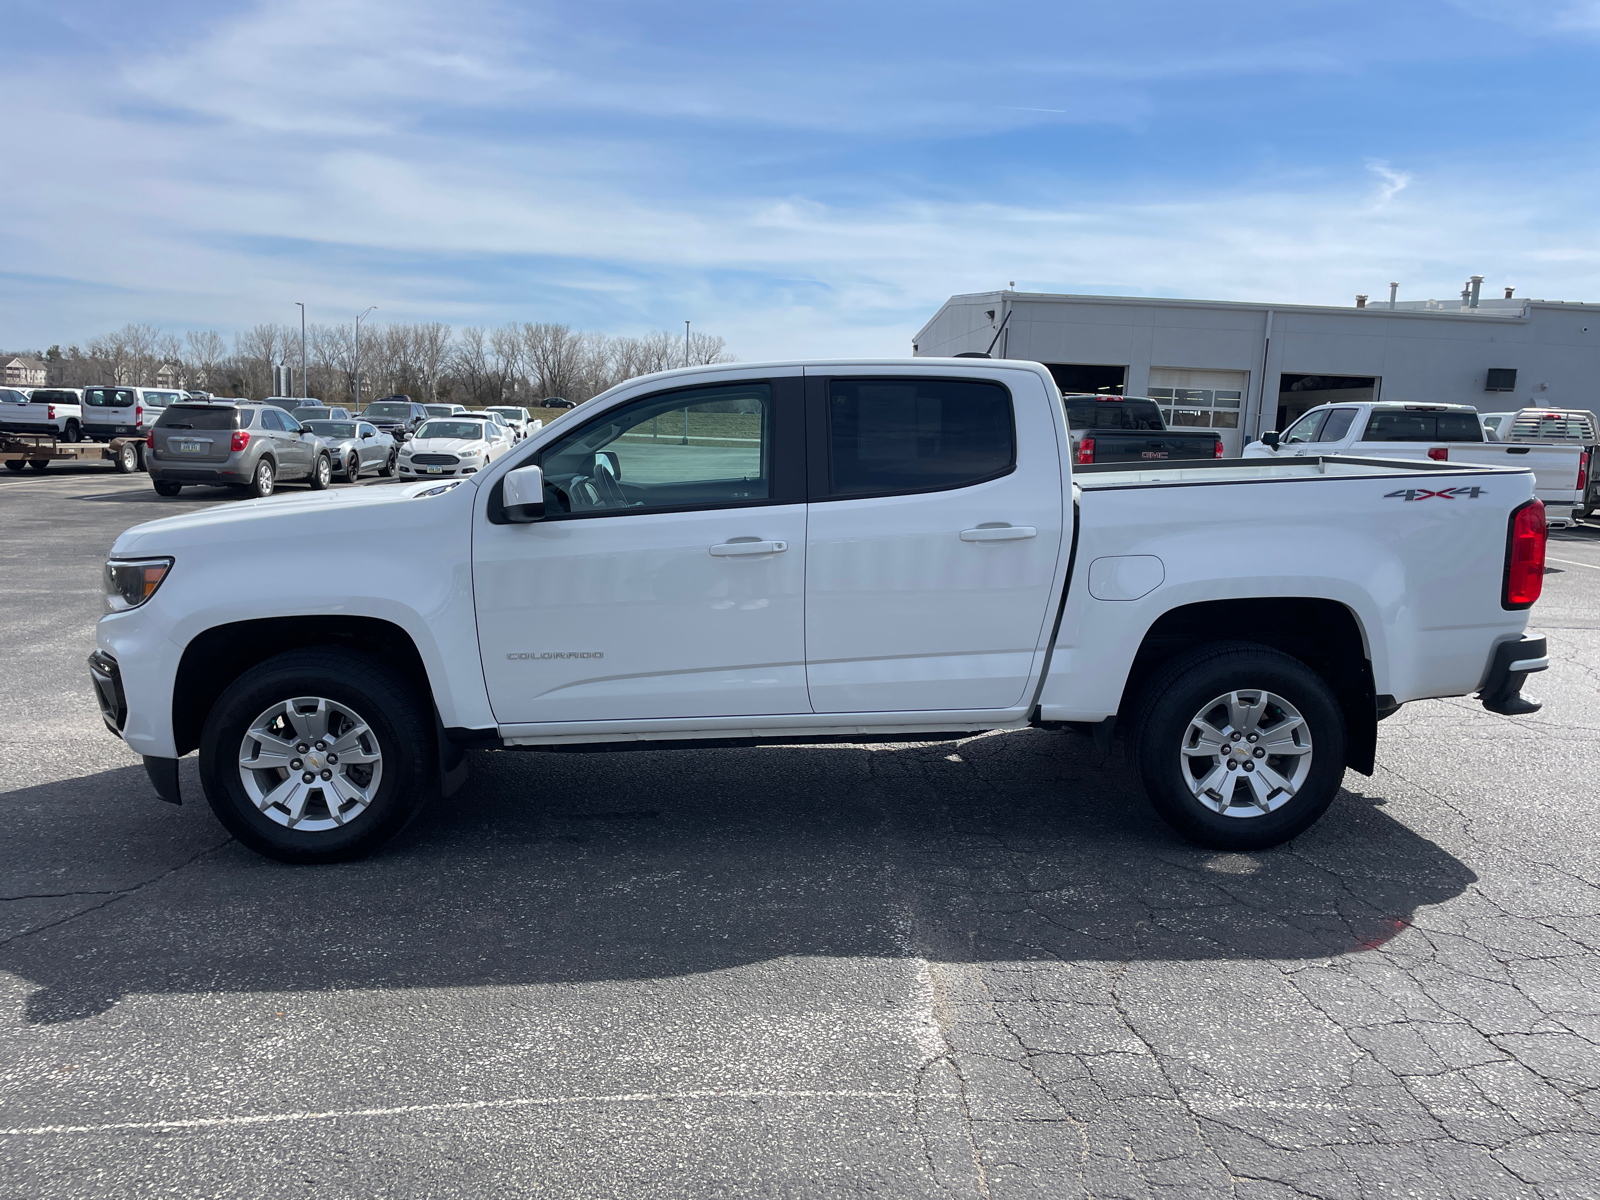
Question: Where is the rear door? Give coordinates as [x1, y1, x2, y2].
[803, 368, 1066, 714]
[82, 386, 141, 438]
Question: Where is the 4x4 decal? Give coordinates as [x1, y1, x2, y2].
[1384, 486, 1485, 501]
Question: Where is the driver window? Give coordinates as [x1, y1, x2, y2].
[1282, 410, 1327, 444]
[280, 411, 303, 433]
[540, 383, 772, 517]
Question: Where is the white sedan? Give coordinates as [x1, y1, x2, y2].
[397, 418, 505, 480]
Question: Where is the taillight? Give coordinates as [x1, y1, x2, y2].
[1077, 436, 1095, 465]
[1213, 438, 1225, 459]
[1428, 447, 1448, 461]
[231, 430, 250, 452]
[1578, 449, 1590, 494]
[135, 405, 144, 421]
[47, 404, 57, 420]
[146, 431, 155, 449]
[1503, 500, 1546, 609]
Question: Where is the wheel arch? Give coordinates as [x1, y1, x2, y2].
[172, 616, 431, 757]
[1120, 597, 1379, 775]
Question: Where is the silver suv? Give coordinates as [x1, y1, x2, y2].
[147, 402, 333, 498]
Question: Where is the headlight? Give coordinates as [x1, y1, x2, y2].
[399, 446, 413, 456]
[105, 557, 173, 613]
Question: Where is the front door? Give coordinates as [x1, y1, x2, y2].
[474, 376, 811, 725]
[803, 370, 1065, 714]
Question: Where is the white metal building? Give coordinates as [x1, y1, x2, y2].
[913, 289, 1600, 456]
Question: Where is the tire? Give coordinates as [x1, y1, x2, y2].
[379, 449, 396, 477]
[115, 442, 139, 474]
[346, 451, 361, 481]
[251, 458, 275, 498]
[198, 649, 435, 863]
[309, 453, 331, 490]
[63, 420, 81, 443]
[3, 460, 23, 472]
[27, 459, 49, 472]
[135, 442, 147, 473]
[153, 479, 183, 496]
[1128, 642, 1347, 851]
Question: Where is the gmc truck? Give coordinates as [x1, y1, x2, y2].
[92, 358, 1549, 864]
[1063, 394, 1224, 464]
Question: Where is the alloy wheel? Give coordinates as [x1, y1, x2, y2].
[237, 696, 384, 831]
[1179, 689, 1313, 818]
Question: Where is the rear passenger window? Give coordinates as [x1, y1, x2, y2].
[259, 409, 283, 431]
[827, 378, 1014, 497]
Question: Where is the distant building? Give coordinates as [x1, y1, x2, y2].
[914, 286, 1600, 455]
[155, 363, 183, 389]
[2, 356, 47, 387]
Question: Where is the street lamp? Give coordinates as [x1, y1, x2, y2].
[354, 306, 376, 409]
[294, 302, 307, 399]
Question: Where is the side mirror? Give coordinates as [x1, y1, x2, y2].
[1261, 430, 1281, 449]
[595, 450, 621, 480]
[503, 464, 545, 522]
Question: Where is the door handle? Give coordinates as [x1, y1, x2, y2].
[709, 540, 788, 557]
[960, 525, 1037, 543]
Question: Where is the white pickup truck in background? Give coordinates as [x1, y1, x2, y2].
[0, 388, 85, 441]
[1245, 401, 1588, 525]
[92, 359, 1551, 864]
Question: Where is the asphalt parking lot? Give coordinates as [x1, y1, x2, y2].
[3, 462, 1599, 1199]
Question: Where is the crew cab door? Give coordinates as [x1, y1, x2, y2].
[802, 369, 1066, 713]
[474, 375, 811, 724]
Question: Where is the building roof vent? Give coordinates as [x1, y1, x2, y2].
[1356, 295, 1368, 308]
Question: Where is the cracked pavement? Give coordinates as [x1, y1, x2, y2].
[3, 466, 1599, 1197]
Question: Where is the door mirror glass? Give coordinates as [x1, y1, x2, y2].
[1261, 430, 1281, 448]
[502, 464, 545, 522]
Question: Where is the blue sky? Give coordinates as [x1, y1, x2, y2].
[3, 0, 1598, 358]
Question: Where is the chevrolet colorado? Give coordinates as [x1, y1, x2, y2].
[92, 359, 1550, 862]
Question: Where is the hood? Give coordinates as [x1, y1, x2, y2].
[404, 437, 489, 455]
[109, 479, 472, 556]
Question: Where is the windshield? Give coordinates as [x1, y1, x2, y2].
[305, 421, 357, 438]
[362, 403, 410, 418]
[415, 420, 486, 441]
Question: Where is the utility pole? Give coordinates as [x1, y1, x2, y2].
[294, 302, 307, 398]
[684, 320, 690, 368]
[354, 306, 376, 409]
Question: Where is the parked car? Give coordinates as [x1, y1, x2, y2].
[486, 406, 533, 439]
[291, 403, 352, 421]
[1480, 412, 1514, 440]
[83, 385, 183, 444]
[96, 358, 1548, 863]
[359, 399, 432, 442]
[397, 416, 507, 480]
[539, 396, 576, 409]
[424, 404, 470, 418]
[1062, 394, 1224, 464]
[452, 410, 515, 456]
[0, 387, 85, 441]
[303, 419, 397, 481]
[1501, 408, 1600, 518]
[146, 401, 333, 498]
[1244, 401, 1588, 525]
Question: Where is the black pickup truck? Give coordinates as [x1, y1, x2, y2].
[1063, 394, 1224, 464]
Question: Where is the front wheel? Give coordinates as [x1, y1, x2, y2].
[198, 649, 435, 862]
[1129, 643, 1347, 851]
[153, 479, 182, 496]
[379, 448, 396, 477]
[309, 453, 331, 490]
[346, 451, 361, 481]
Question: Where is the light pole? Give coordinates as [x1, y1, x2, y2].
[354, 306, 376, 409]
[684, 320, 690, 368]
[294, 302, 307, 399]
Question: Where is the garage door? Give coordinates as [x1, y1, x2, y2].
[1148, 368, 1249, 456]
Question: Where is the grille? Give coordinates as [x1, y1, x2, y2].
[410, 453, 459, 466]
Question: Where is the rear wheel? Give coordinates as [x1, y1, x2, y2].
[1129, 643, 1346, 850]
[251, 458, 275, 498]
[198, 649, 434, 863]
[63, 420, 81, 443]
[27, 459, 49, 472]
[153, 479, 182, 496]
[115, 442, 139, 473]
[4, 460, 24, 472]
[309, 453, 331, 490]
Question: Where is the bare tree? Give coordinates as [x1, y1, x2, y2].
[186, 330, 227, 392]
[235, 323, 291, 398]
[687, 331, 733, 366]
[413, 322, 452, 400]
[519, 322, 587, 401]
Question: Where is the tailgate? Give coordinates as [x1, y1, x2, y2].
[1082, 431, 1220, 463]
[1450, 444, 1581, 497]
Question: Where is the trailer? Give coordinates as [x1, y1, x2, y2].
[1, 432, 144, 474]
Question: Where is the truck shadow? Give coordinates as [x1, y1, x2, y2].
[0, 730, 1475, 1024]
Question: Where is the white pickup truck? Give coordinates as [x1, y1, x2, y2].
[1245, 401, 1587, 526]
[91, 359, 1551, 863]
[0, 388, 85, 441]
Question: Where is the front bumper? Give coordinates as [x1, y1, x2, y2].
[87, 650, 127, 737]
[1478, 635, 1548, 715]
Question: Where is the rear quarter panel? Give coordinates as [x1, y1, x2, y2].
[1038, 466, 1537, 721]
